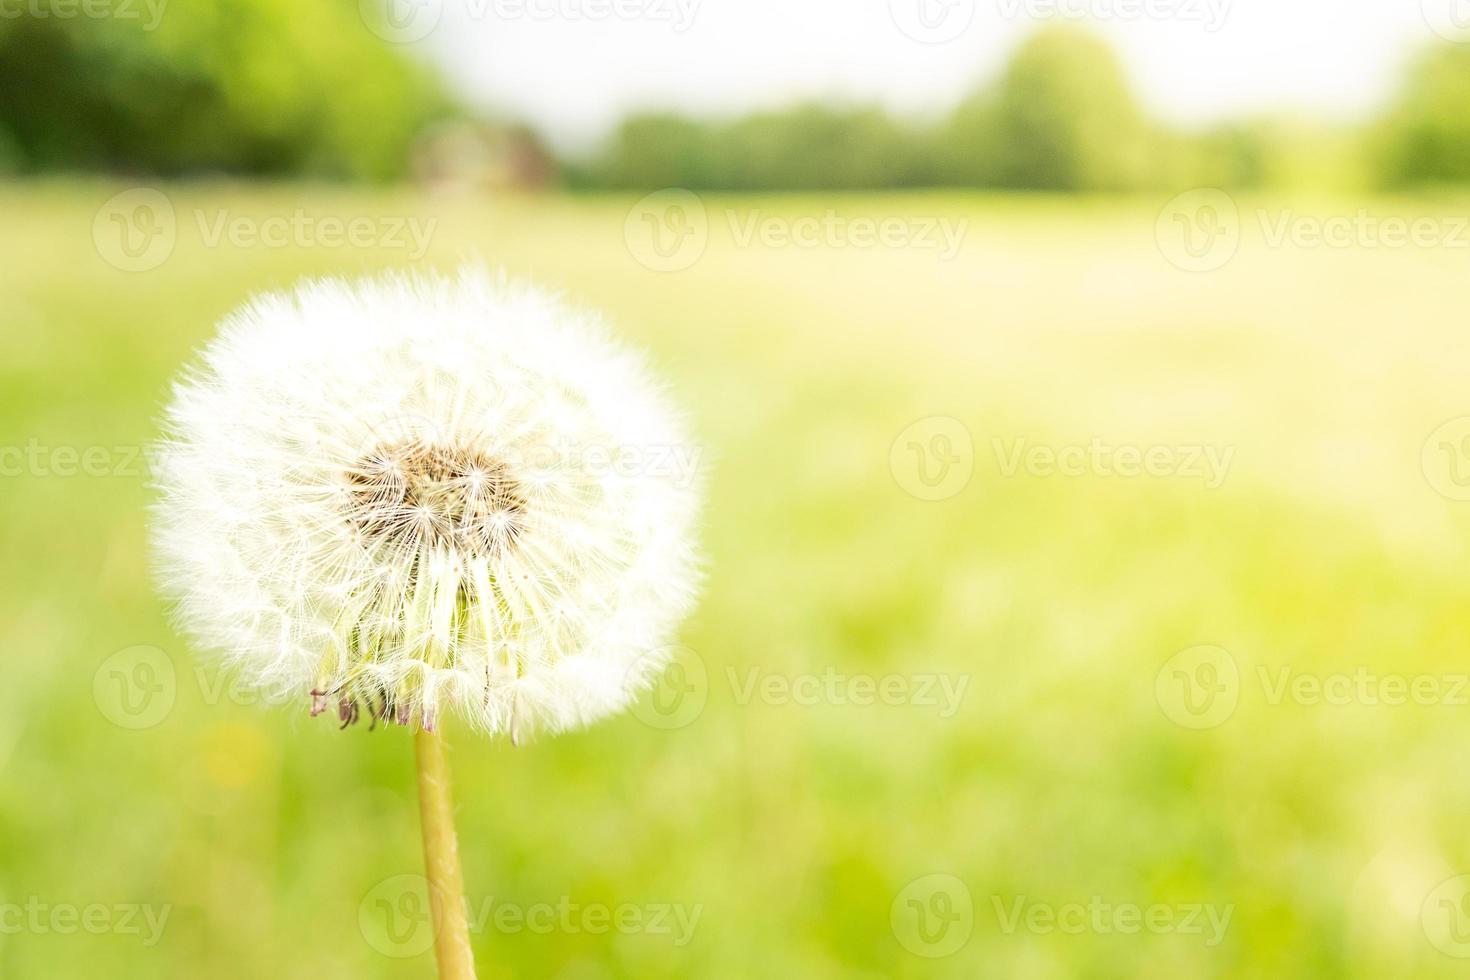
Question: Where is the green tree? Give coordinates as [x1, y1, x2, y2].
[715, 105, 933, 190]
[0, 0, 448, 179]
[946, 26, 1152, 191]
[584, 105, 932, 191]
[1374, 43, 1470, 188]
[581, 114, 720, 189]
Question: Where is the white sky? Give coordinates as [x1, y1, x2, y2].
[401, 0, 1459, 151]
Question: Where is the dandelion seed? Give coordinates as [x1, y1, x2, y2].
[150, 267, 704, 980]
[151, 267, 703, 737]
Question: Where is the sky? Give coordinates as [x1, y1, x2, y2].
[377, 0, 1466, 151]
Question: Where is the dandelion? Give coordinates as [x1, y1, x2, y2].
[150, 268, 703, 979]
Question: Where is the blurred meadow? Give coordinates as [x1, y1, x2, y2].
[9, 1, 1470, 978]
[6, 180, 1470, 979]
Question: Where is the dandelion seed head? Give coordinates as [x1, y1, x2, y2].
[151, 268, 702, 738]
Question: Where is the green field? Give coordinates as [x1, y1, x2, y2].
[5, 181, 1470, 978]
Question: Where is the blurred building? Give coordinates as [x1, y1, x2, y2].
[411, 120, 557, 192]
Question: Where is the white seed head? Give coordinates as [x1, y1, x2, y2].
[151, 268, 702, 739]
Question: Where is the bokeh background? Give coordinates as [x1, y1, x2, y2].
[6, 1, 1470, 977]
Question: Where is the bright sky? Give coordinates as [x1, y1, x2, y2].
[389, 0, 1462, 150]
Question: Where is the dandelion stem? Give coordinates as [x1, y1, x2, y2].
[415, 727, 478, 980]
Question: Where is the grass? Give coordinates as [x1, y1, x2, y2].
[4, 179, 1470, 978]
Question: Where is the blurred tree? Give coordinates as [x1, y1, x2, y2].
[0, 0, 449, 180]
[945, 26, 1152, 191]
[1373, 42, 1470, 188]
[1155, 122, 1273, 191]
[579, 113, 720, 189]
[581, 105, 934, 191]
[714, 105, 934, 190]
[0, 121, 20, 173]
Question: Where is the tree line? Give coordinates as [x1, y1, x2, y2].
[1, 6, 1467, 193]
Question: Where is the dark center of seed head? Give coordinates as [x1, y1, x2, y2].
[344, 441, 526, 554]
